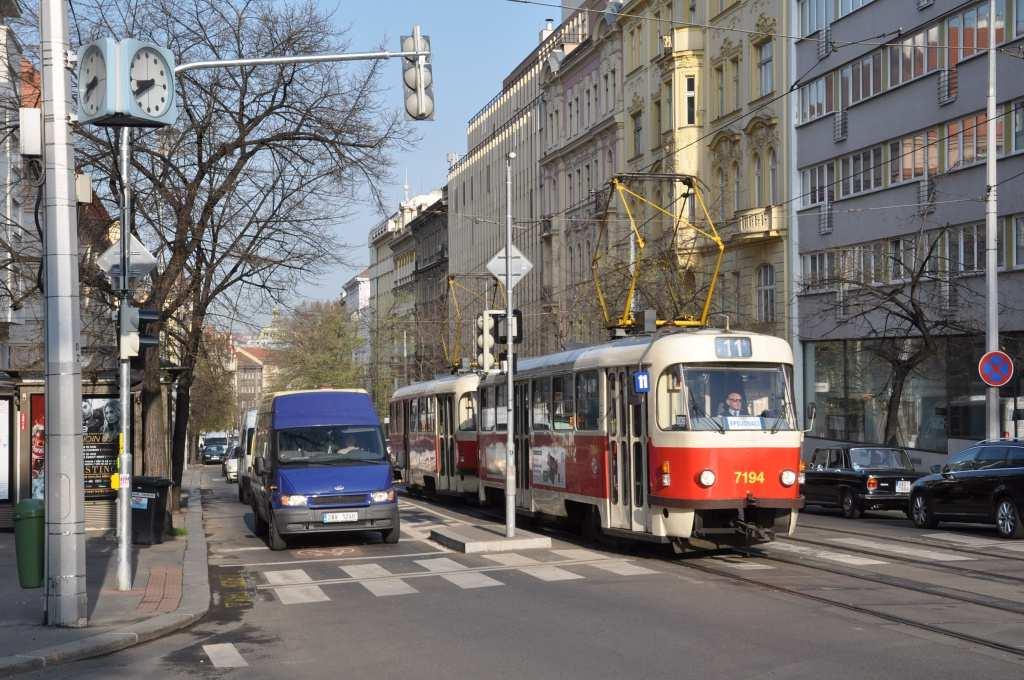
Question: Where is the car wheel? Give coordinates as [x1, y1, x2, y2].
[268, 513, 288, 551]
[995, 498, 1024, 539]
[841, 490, 862, 519]
[911, 493, 939, 529]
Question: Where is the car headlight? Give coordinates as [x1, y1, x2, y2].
[371, 489, 396, 503]
[698, 469, 716, 487]
[780, 469, 797, 487]
[279, 495, 308, 507]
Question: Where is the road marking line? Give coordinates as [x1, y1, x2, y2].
[712, 557, 774, 571]
[771, 541, 888, 566]
[923, 532, 1001, 547]
[203, 643, 249, 668]
[441, 571, 505, 589]
[275, 584, 331, 604]
[481, 553, 538, 567]
[235, 549, 447, 569]
[341, 563, 417, 596]
[519, 565, 584, 582]
[829, 537, 973, 562]
[213, 546, 268, 554]
[263, 569, 314, 586]
[588, 560, 660, 576]
[415, 557, 470, 572]
[552, 549, 603, 561]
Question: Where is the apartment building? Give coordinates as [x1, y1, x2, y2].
[794, 0, 1024, 460]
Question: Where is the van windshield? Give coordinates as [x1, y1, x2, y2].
[276, 426, 386, 465]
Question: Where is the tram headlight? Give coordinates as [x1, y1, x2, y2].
[698, 469, 716, 487]
[780, 469, 797, 487]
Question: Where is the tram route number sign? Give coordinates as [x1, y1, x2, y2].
[632, 370, 650, 394]
[979, 350, 1014, 388]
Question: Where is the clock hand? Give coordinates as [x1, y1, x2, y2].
[133, 79, 155, 96]
[85, 76, 99, 96]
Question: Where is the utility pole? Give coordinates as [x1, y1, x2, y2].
[40, 0, 87, 626]
[505, 152, 516, 538]
[117, 127, 132, 591]
[985, 0, 1000, 440]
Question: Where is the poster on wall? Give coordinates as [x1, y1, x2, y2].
[82, 397, 119, 499]
[530, 446, 566, 489]
[30, 394, 44, 499]
[0, 399, 9, 501]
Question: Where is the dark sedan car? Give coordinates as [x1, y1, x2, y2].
[803, 446, 925, 518]
[202, 445, 225, 464]
[910, 440, 1024, 538]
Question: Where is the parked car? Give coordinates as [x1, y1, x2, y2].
[249, 389, 399, 551]
[910, 439, 1024, 538]
[803, 446, 925, 518]
[202, 445, 225, 464]
[223, 447, 240, 482]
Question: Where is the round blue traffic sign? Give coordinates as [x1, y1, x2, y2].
[979, 350, 1014, 388]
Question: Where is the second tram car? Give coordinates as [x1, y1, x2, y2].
[392, 328, 804, 548]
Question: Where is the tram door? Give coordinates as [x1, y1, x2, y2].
[626, 376, 648, 532]
[607, 369, 630, 529]
[514, 382, 531, 509]
[438, 395, 458, 492]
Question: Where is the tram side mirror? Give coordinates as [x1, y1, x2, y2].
[805, 403, 817, 430]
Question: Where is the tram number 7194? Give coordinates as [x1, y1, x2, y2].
[735, 470, 766, 484]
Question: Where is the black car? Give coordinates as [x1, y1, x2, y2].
[803, 446, 925, 518]
[910, 440, 1024, 538]
[202, 445, 225, 464]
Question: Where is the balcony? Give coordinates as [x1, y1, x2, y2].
[724, 206, 784, 241]
[671, 27, 703, 53]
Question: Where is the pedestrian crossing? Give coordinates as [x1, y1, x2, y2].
[254, 549, 661, 603]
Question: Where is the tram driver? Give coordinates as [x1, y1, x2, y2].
[718, 392, 747, 418]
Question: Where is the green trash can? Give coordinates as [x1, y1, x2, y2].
[14, 498, 44, 589]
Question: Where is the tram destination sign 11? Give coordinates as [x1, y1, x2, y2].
[715, 337, 752, 359]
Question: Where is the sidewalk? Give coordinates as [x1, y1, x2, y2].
[0, 468, 209, 676]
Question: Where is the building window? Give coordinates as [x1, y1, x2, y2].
[603, 74, 609, 113]
[799, 0, 831, 37]
[732, 162, 741, 213]
[1015, 216, 1024, 267]
[799, 74, 834, 123]
[715, 65, 724, 117]
[802, 162, 834, 207]
[839, 146, 883, 198]
[1014, 100, 1024, 151]
[769, 149, 778, 204]
[717, 168, 726, 220]
[758, 41, 773, 97]
[753, 154, 763, 206]
[632, 111, 643, 156]
[653, 100, 661, 147]
[685, 76, 696, 125]
[731, 56, 741, 111]
[755, 264, 775, 322]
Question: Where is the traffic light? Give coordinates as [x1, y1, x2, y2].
[120, 304, 160, 359]
[401, 26, 434, 121]
[497, 309, 523, 345]
[476, 311, 499, 372]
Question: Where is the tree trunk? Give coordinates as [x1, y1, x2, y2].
[171, 372, 193, 490]
[884, 364, 912, 445]
[141, 345, 169, 477]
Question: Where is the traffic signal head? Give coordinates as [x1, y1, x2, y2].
[120, 304, 161, 359]
[401, 27, 434, 121]
[476, 311, 498, 372]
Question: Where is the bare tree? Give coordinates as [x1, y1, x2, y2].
[22, 0, 416, 491]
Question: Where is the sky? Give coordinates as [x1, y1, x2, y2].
[295, 0, 563, 302]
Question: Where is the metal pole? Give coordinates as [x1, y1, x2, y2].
[403, 329, 408, 385]
[787, 5, 804, 428]
[505, 152, 516, 538]
[985, 0, 999, 441]
[174, 49, 430, 74]
[40, 0, 87, 626]
[117, 127, 133, 591]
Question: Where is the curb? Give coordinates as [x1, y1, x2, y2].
[0, 471, 210, 676]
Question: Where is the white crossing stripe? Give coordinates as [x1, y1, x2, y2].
[415, 557, 471, 572]
[481, 552, 538, 567]
[996, 543, 1024, 553]
[413, 557, 504, 589]
[551, 549, 603, 561]
[519, 565, 584, 582]
[712, 557, 775, 571]
[923, 532, 1001, 548]
[588, 560, 660, 576]
[203, 643, 249, 668]
[341, 563, 418, 596]
[264, 568, 331, 604]
[830, 537, 973, 562]
[770, 540, 888, 566]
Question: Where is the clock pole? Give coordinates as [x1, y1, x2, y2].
[116, 126, 133, 592]
[39, 0, 88, 626]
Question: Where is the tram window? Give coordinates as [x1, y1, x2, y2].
[458, 394, 476, 431]
[409, 398, 419, 433]
[496, 387, 509, 431]
[532, 378, 551, 430]
[575, 371, 601, 431]
[552, 375, 575, 430]
[631, 402, 642, 438]
[632, 441, 644, 506]
[480, 387, 495, 431]
[656, 363, 796, 432]
[424, 397, 436, 433]
[608, 373, 619, 436]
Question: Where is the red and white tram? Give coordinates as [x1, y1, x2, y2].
[389, 374, 480, 497]
[393, 328, 804, 548]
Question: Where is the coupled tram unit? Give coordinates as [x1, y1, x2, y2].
[389, 328, 805, 549]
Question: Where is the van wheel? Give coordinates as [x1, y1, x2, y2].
[996, 498, 1024, 539]
[268, 513, 288, 551]
[252, 506, 268, 537]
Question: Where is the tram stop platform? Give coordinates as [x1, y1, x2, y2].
[430, 523, 551, 554]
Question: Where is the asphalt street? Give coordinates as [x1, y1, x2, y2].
[18, 468, 1024, 680]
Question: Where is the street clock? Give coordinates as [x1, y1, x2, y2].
[77, 38, 179, 128]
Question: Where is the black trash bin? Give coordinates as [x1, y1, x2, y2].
[131, 477, 173, 545]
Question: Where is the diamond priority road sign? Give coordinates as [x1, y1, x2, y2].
[978, 350, 1014, 388]
[486, 244, 533, 290]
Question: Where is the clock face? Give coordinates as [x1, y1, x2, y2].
[79, 46, 106, 117]
[130, 47, 172, 117]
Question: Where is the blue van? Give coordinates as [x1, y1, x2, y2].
[248, 390, 399, 550]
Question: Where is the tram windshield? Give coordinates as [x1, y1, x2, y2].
[656, 364, 796, 432]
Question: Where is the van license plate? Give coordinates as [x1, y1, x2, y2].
[896, 480, 911, 494]
[323, 512, 359, 523]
